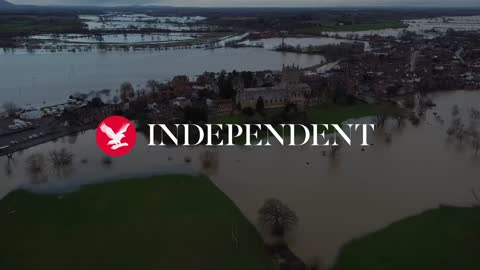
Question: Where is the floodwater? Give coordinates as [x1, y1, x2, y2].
[1, 90, 479, 266]
[30, 33, 197, 44]
[0, 48, 324, 107]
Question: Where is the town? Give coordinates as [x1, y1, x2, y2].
[1, 27, 480, 156]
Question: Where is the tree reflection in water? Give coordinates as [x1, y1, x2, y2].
[25, 153, 48, 184]
[4, 154, 16, 178]
[199, 150, 219, 175]
[49, 148, 75, 178]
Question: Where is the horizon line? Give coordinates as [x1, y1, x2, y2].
[10, 4, 480, 9]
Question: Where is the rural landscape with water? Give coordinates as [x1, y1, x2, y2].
[1, 0, 480, 269]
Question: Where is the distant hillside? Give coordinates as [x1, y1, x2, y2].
[0, 0, 14, 8]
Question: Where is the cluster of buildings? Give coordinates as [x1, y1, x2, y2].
[140, 29, 480, 123]
[302, 30, 480, 104]
[235, 65, 312, 110]
[135, 64, 313, 123]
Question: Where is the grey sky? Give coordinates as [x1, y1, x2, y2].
[8, 0, 480, 7]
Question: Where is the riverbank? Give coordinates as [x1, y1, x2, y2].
[332, 206, 480, 270]
[0, 174, 273, 270]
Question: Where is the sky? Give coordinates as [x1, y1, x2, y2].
[8, 0, 480, 7]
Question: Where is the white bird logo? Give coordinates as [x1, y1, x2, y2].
[100, 122, 130, 150]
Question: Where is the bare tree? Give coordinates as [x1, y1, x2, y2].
[467, 123, 479, 156]
[470, 108, 480, 120]
[452, 105, 460, 117]
[447, 118, 464, 138]
[447, 119, 480, 156]
[120, 82, 135, 103]
[146, 79, 161, 92]
[258, 198, 298, 237]
[2, 101, 19, 116]
[49, 148, 74, 168]
[329, 141, 343, 159]
[49, 148, 74, 177]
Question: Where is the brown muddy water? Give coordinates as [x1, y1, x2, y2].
[1, 90, 480, 266]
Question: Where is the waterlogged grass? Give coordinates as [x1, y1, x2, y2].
[332, 206, 480, 270]
[0, 175, 272, 270]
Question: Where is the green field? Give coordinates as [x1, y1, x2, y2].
[333, 206, 480, 270]
[301, 20, 407, 34]
[0, 175, 272, 270]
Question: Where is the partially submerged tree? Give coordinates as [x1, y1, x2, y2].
[49, 148, 74, 168]
[49, 148, 74, 177]
[447, 118, 480, 155]
[258, 198, 298, 237]
[447, 118, 463, 137]
[451, 105, 460, 117]
[101, 156, 113, 168]
[330, 141, 343, 159]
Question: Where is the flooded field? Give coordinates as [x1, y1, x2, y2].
[405, 15, 480, 33]
[79, 13, 208, 31]
[325, 15, 480, 38]
[1, 90, 479, 267]
[30, 33, 197, 44]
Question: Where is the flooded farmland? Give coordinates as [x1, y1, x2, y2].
[1, 90, 479, 267]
